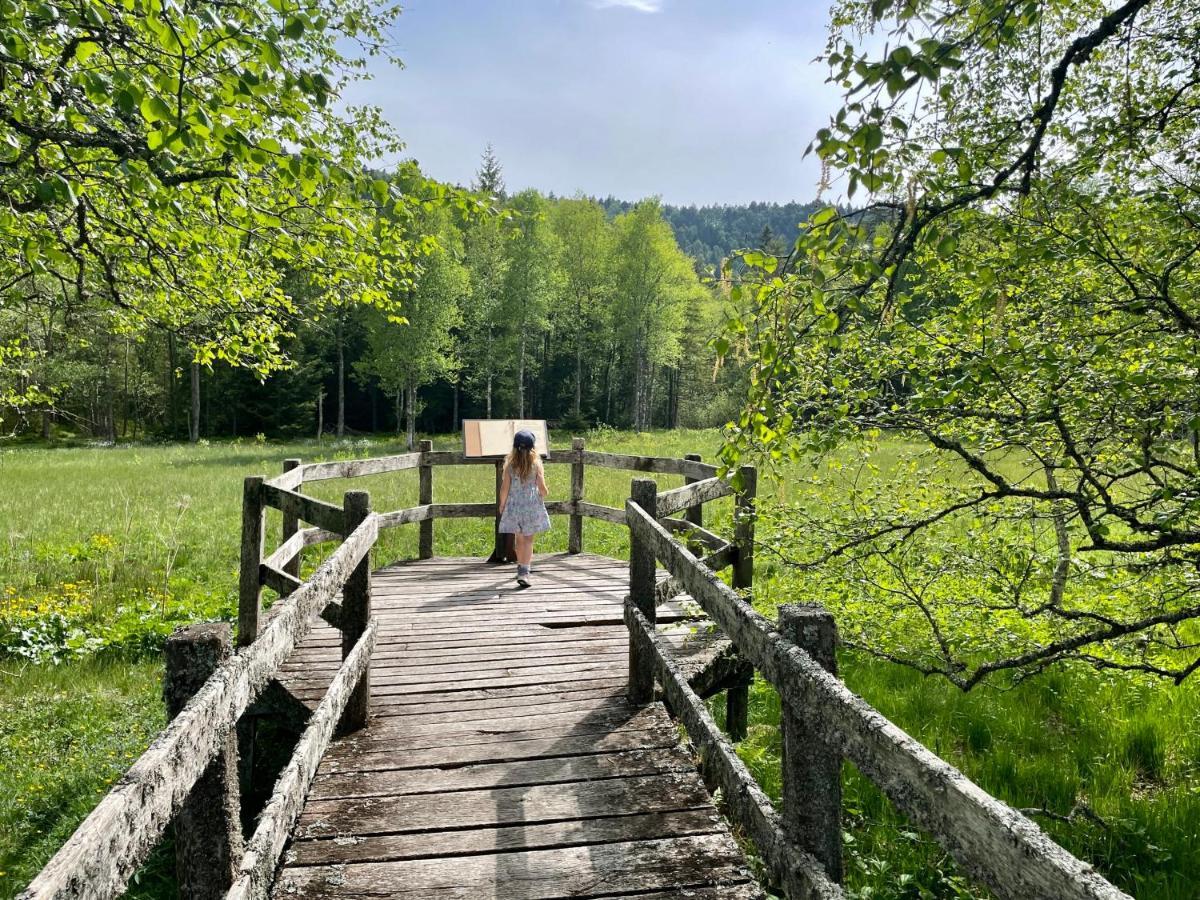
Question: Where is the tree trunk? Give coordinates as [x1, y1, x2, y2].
[370, 386, 378, 433]
[452, 383, 459, 432]
[486, 373, 493, 419]
[394, 391, 402, 436]
[574, 329, 583, 418]
[405, 383, 416, 450]
[336, 316, 345, 438]
[189, 362, 200, 443]
[41, 410, 51, 440]
[167, 332, 178, 437]
[517, 332, 526, 418]
[316, 389, 324, 440]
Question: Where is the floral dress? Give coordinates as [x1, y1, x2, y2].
[499, 467, 551, 535]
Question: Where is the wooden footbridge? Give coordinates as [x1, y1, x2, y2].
[23, 443, 1132, 900]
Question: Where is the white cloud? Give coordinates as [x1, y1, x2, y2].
[591, 0, 663, 12]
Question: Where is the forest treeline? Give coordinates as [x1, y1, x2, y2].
[3, 149, 799, 446]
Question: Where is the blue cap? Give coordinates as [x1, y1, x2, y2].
[513, 429, 536, 450]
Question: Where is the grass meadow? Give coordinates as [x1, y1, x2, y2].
[0, 429, 1196, 898]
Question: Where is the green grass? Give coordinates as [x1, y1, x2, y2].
[0, 430, 1197, 898]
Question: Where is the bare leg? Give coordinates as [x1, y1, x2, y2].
[516, 534, 534, 566]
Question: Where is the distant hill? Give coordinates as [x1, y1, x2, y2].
[597, 198, 825, 271]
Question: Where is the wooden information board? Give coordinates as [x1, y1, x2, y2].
[462, 419, 549, 457]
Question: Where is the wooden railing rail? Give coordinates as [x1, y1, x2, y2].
[624, 495, 1131, 900]
[19, 511, 379, 900]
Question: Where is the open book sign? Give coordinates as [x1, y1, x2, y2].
[462, 419, 550, 458]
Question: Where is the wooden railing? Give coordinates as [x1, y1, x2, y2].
[623, 480, 1132, 900]
[22, 438, 749, 900]
[20, 502, 379, 900]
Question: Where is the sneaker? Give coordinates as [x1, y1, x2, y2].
[517, 574, 531, 589]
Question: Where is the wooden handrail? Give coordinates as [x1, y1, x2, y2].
[624, 499, 1130, 900]
[261, 484, 346, 534]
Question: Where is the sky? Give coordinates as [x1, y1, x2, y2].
[342, 0, 842, 206]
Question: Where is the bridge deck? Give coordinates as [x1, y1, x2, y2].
[271, 552, 764, 899]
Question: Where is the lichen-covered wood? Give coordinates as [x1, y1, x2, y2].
[626, 503, 1131, 900]
[418, 440, 434, 559]
[280, 459, 302, 579]
[297, 453, 422, 482]
[779, 604, 842, 882]
[164, 623, 243, 900]
[239, 476, 265, 648]
[577, 500, 625, 524]
[569, 436, 585, 553]
[683, 453, 704, 527]
[227, 619, 378, 900]
[583, 450, 717, 480]
[261, 484, 346, 535]
[627, 479, 659, 705]
[340, 491, 372, 732]
[625, 603, 841, 900]
[656, 476, 734, 518]
[18, 515, 377, 900]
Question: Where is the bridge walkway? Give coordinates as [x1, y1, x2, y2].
[269, 552, 765, 899]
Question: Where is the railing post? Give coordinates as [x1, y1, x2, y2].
[281, 459, 301, 579]
[569, 437, 585, 554]
[725, 463, 756, 740]
[340, 490, 372, 732]
[683, 452, 703, 527]
[238, 475, 265, 648]
[164, 623, 242, 899]
[627, 477, 658, 705]
[418, 439, 434, 559]
[778, 603, 843, 883]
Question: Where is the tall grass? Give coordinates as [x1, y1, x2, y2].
[0, 431, 1196, 898]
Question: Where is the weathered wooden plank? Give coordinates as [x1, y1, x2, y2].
[376, 505, 432, 529]
[261, 484, 346, 534]
[264, 465, 306, 492]
[321, 721, 682, 771]
[576, 500, 626, 524]
[226, 619, 378, 900]
[627, 602, 840, 900]
[569, 437, 585, 553]
[296, 773, 716, 838]
[660, 516, 729, 553]
[280, 458, 303, 579]
[286, 809, 727, 867]
[299, 453, 422, 482]
[262, 529, 307, 574]
[301, 526, 340, 548]
[260, 563, 302, 597]
[656, 476, 734, 518]
[285, 634, 628, 664]
[272, 834, 756, 899]
[418, 440, 434, 559]
[626, 504, 1131, 900]
[310, 746, 693, 800]
[18, 514, 377, 900]
[421, 449, 576, 467]
[281, 644, 625, 678]
[339, 491, 372, 731]
[428, 501, 498, 519]
[326, 704, 665, 752]
[239, 476, 265, 648]
[583, 450, 717, 480]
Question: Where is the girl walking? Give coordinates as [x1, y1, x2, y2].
[498, 429, 551, 587]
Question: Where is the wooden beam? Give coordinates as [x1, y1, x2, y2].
[418, 440, 434, 560]
[18, 515, 377, 900]
[261, 484, 346, 534]
[583, 450, 717, 480]
[299, 453, 422, 482]
[656, 477, 734, 518]
[569, 437, 585, 554]
[280, 459, 302, 579]
[577, 501, 625, 524]
[624, 503, 1131, 900]
[260, 563, 302, 597]
[238, 476, 265, 648]
[225, 619, 378, 900]
[376, 505, 433, 529]
[627, 479, 658, 705]
[340, 491, 372, 732]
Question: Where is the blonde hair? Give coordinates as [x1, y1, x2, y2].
[506, 446, 538, 482]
